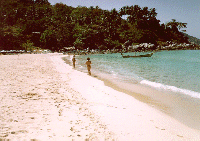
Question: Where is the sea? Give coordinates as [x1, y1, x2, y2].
[64, 50, 200, 129]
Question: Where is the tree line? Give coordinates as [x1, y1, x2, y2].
[0, 0, 189, 51]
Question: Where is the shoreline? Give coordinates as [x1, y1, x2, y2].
[100, 75, 200, 130]
[1, 54, 200, 140]
[59, 54, 200, 140]
[64, 54, 200, 130]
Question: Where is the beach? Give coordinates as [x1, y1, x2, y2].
[1, 54, 200, 141]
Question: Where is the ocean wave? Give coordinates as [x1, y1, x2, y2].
[140, 80, 200, 99]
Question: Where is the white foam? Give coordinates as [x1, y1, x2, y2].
[140, 80, 200, 99]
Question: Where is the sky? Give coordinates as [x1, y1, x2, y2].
[48, 0, 200, 39]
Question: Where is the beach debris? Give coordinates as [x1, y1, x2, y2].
[70, 127, 74, 131]
[58, 109, 63, 116]
[17, 93, 41, 100]
[11, 131, 16, 134]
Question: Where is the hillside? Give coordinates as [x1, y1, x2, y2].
[0, 0, 192, 51]
[184, 33, 200, 45]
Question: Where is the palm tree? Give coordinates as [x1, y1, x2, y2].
[166, 19, 187, 32]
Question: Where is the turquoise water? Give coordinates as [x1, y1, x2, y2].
[64, 50, 200, 129]
[66, 50, 200, 99]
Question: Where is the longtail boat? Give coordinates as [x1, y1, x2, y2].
[121, 52, 153, 58]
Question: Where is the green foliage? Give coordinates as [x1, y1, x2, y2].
[0, 26, 24, 50]
[74, 38, 84, 50]
[166, 19, 187, 32]
[0, 0, 189, 51]
[22, 40, 35, 51]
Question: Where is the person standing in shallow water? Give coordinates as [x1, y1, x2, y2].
[86, 57, 92, 75]
[72, 55, 76, 68]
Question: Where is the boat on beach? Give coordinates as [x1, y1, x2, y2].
[121, 52, 154, 58]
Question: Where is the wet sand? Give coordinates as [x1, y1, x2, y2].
[1, 54, 200, 140]
[92, 72, 200, 130]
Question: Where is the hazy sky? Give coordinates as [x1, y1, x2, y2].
[48, 0, 200, 39]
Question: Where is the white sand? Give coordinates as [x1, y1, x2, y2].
[1, 54, 200, 141]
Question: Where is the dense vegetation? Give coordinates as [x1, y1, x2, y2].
[0, 0, 190, 51]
